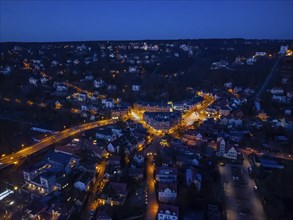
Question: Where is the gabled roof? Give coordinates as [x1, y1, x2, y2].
[158, 183, 177, 192]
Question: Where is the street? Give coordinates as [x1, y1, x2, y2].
[145, 155, 158, 220]
[238, 148, 293, 161]
[218, 158, 266, 220]
[0, 119, 114, 167]
[83, 160, 107, 220]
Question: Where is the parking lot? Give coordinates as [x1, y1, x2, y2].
[219, 158, 266, 220]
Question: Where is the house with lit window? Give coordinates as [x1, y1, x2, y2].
[216, 137, 238, 160]
[133, 101, 172, 112]
[102, 98, 115, 108]
[143, 111, 181, 132]
[22, 151, 79, 198]
[111, 106, 129, 120]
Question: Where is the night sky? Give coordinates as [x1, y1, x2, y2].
[1, 1, 292, 42]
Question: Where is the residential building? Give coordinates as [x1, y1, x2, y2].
[133, 101, 172, 112]
[22, 152, 79, 198]
[224, 146, 238, 160]
[155, 167, 178, 183]
[158, 183, 177, 203]
[96, 128, 117, 142]
[216, 138, 226, 157]
[111, 107, 129, 120]
[143, 111, 181, 132]
[157, 204, 179, 220]
[74, 172, 95, 191]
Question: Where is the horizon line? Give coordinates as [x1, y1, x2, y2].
[1, 37, 293, 44]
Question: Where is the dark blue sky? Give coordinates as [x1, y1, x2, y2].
[1, 1, 292, 42]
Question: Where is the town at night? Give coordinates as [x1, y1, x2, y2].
[0, 1, 293, 220]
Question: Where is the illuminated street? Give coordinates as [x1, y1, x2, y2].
[84, 160, 107, 220]
[145, 155, 158, 220]
[127, 93, 216, 137]
[238, 148, 293, 161]
[0, 119, 114, 167]
[181, 93, 215, 127]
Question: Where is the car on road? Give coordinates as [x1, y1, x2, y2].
[218, 162, 225, 166]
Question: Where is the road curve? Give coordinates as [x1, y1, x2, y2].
[0, 119, 114, 166]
